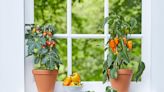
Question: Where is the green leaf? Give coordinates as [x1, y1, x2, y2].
[135, 61, 145, 81]
[42, 56, 48, 64]
[40, 48, 48, 55]
[103, 17, 109, 26]
[130, 18, 137, 29]
[102, 68, 108, 83]
[106, 86, 117, 92]
[40, 38, 46, 45]
[28, 44, 35, 55]
[34, 58, 39, 64]
[107, 53, 114, 68]
[120, 39, 129, 63]
[110, 68, 118, 79]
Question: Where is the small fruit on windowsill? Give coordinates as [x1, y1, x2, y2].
[71, 73, 81, 83]
[69, 82, 81, 86]
[63, 72, 81, 86]
[63, 77, 72, 86]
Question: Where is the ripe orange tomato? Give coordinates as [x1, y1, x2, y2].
[114, 37, 119, 45]
[51, 41, 56, 47]
[123, 37, 127, 45]
[46, 41, 51, 46]
[43, 32, 47, 36]
[109, 39, 116, 48]
[63, 77, 72, 86]
[47, 32, 52, 37]
[127, 40, 133, 50]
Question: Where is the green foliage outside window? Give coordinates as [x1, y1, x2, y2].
[34, 0, 141, 81]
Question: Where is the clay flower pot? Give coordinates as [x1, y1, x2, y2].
[108, 69, 133, 92]
[32, 70, 58, 92]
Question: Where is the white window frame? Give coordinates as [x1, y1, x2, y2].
[25, 0, 151, 92]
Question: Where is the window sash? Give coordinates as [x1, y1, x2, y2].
[25, 0, 151, 91]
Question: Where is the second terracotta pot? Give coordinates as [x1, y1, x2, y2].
[108, 69, 133, 92]
[32, 69, 58, 92]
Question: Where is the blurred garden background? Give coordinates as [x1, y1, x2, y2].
[34, 0, 141, 81]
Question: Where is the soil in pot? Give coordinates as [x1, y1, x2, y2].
[32, 70, 58, 92]
[109, 69, 133, 92]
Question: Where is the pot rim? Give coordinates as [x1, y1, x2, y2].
[108, 69, 133, 75]
[32, 69, 58, 75]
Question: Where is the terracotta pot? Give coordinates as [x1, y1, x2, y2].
[32, 69, 58, 92]
[108, 69, 133, 92]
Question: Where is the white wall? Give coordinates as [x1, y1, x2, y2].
[151, 0, 164, 92]
[0, 0, 24, 92]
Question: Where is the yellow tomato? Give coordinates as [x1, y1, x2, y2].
[63, 76, 72, 86]
[69, 82, 80, 86]
[71, 73, 81, 83]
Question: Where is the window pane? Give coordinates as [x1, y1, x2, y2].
[130, 39, 141, 62]
[72, 0, 104, 34]
[109, 0, 142, 34]
[72, 39, 104, 81]
[72, 39, 141, 81]
[129, 39, 141, 81]
[56, 39, 67, 81]
[34, 0, 66, 33]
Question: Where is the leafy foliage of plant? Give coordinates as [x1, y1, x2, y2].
[106, 86, 117, 92]
[102, 13, 145, 84]
[25, 25, 62, 70]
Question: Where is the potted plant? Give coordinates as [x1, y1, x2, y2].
[103, 13, 145, 92]
[25, 25, 62, 92]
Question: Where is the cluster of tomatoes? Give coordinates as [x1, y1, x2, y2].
[32, 27, 56, 49]
[43, 31, 56, 48]
[109, 37, 132, 54]
[63, 73, 81, 86]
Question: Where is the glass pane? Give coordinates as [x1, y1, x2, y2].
[109, 0, 142, 34]
[130, 39, 141, 62]
[72, 39, 104, 81]
[34, 0, 66, 33]
[72, 0, 104, 34]
[56, 39, 67, 81]
[72, 39, 141, 81]
[129, 39, 141, 81]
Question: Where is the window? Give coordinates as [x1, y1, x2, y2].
[25, 0, 151, 91]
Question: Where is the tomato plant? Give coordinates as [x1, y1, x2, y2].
[103, 12, 145, 84]
[25, 25, 62, 70]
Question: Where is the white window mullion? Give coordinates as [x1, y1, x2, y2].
[25, 0, 34, 24]
[53, 34, 142, 39]
[104, 0, 109, 61]
[67, 0, 72, 76]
